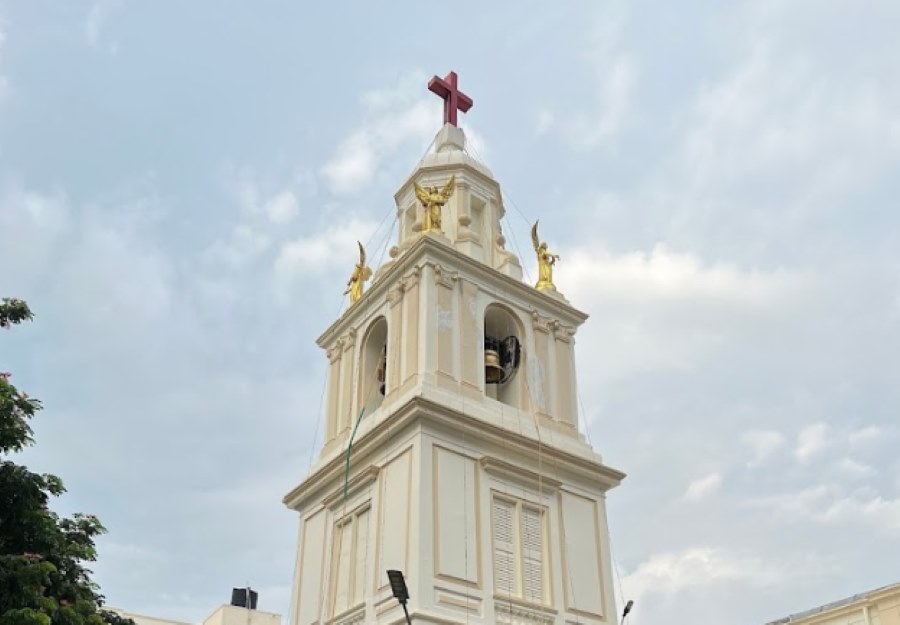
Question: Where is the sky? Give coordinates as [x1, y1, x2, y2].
[1, 2, 899, 625]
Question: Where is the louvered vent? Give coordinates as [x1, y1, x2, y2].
[493, 497, 516, 594]
[522, 506, 544, 602]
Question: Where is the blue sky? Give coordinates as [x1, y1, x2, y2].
[1, 2, 899, 625]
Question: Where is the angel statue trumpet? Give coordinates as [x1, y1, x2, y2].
[531, 220, 560, 291]
[344, 241, 373, 305]
[414, 175, 456, 234]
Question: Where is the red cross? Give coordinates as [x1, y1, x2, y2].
[428, 71, 473, 127]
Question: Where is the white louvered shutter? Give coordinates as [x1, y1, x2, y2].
[521, 506, 545, 603]
[492, 497, 517, 595]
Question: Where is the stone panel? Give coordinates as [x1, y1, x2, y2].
[433, 445, 480, 585]
[297, 509, 327, 625]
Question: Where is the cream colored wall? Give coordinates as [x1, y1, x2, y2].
[290, 424, 619, 625]
[291, 123, 621, 625]
[417, 428, 615, 623]
[107, 610, 193, 625]
[317, 245, 586, 460]
[109, 605, 281, 625]
[769, 583, 900, 625]
[203, 606, 281, 625]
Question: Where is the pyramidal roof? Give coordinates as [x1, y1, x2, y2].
[415, 123, 494, 180]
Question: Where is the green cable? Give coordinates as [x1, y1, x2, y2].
[343, 407, 366, 499]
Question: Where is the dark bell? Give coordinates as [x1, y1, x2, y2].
[484, 341, 503, 384]
[376, 347, 387, 395]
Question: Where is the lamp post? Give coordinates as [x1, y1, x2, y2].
[620, 599, 634, 625]
[386, 570, 412, 625]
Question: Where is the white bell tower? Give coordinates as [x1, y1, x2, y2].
[284, 72, 625, 625]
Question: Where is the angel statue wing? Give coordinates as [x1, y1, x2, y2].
[531, 220, 541, 252]
[439, 175, 456, 200]
[414, 181, 430, 205]
[357, 241, 372, 280]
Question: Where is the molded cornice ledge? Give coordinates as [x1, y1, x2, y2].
[283, 394, 625, 511]
[317, 234, 588, 350]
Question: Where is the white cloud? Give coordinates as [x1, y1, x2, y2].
[321, 132, 378, 195]
[849, 425, 887, 447]
[232, 169, 307, 225]
[750, 485, 900, 535]
[742, 430, 786, 468]
[552, 2, 636, 149]
[622, 547, 791, 603]
[795, 422, 831, 463]
[203, 224, 270, 268]
[535, 108, 555, 135]
[560, 244, 806, 308]
[0, 183, 72, 291]
[56, 210, 175, 342]
[320, 73, 441, 195]
[682, 473, 723, 501]
[568, 55, 635, 148]
[263, 190, 299, 224]
[677, 19, 900, 218]
[84, 0, 123, 49]
[837, 457, 875, 478]
[272, 217, 381, 302]
[204, 168, 311, 270]
[0, 26, 9, 103]
[556, 244, 811, 384]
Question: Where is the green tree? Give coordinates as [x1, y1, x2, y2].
[0, 298, 133, 625]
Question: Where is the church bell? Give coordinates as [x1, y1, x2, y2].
[484, 337, 504, 384]
[375, 346, 387, 396]
[484, 335, 521, 385]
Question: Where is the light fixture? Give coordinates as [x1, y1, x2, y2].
[620, 599, 634, 624]
[386, 570, 411, 625]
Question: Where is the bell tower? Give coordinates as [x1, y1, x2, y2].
[284, 71, 625, 625]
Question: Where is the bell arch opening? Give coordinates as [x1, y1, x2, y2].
[359, 316, 388, 416]
[483, 304, 523, 409]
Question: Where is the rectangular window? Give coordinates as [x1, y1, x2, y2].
[329, 504, 371, 617]
[491, 494, 549, 604]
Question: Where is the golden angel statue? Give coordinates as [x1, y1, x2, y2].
[531, 220, 560, 291]
[414, 175, 456, 234]
[344, 241, 373, 304]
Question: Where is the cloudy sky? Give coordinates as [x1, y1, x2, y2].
[2, 2, 899, 625]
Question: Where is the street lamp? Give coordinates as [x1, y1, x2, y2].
[620, 599, 634, 625]
[386, 570, 411, 625]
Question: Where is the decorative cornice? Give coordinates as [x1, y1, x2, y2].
[316, 235, 588, 351]
[329, 603, 366, 625]
[342, 327, 357, 349]
[322, 465, 380, 509]
[400, 265, 422, 290]
[394, 162, 500, 207]
[530, 310, 559, 335]
[283, 394, 624, 510]
[481, 456, 562, 492]
[432, 263, 460, 288]
[494, 598, 558, 625]
[553, 323, 576, 343]
[326, 344, 343, 363]
[387, 285, 404, 307]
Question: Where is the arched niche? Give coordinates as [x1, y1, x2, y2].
[483, 304, 524, 409]
[359, 316, 388, 416]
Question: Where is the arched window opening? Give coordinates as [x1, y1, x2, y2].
[484, 305, 523, 408]
[360, 317, 388, 415]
